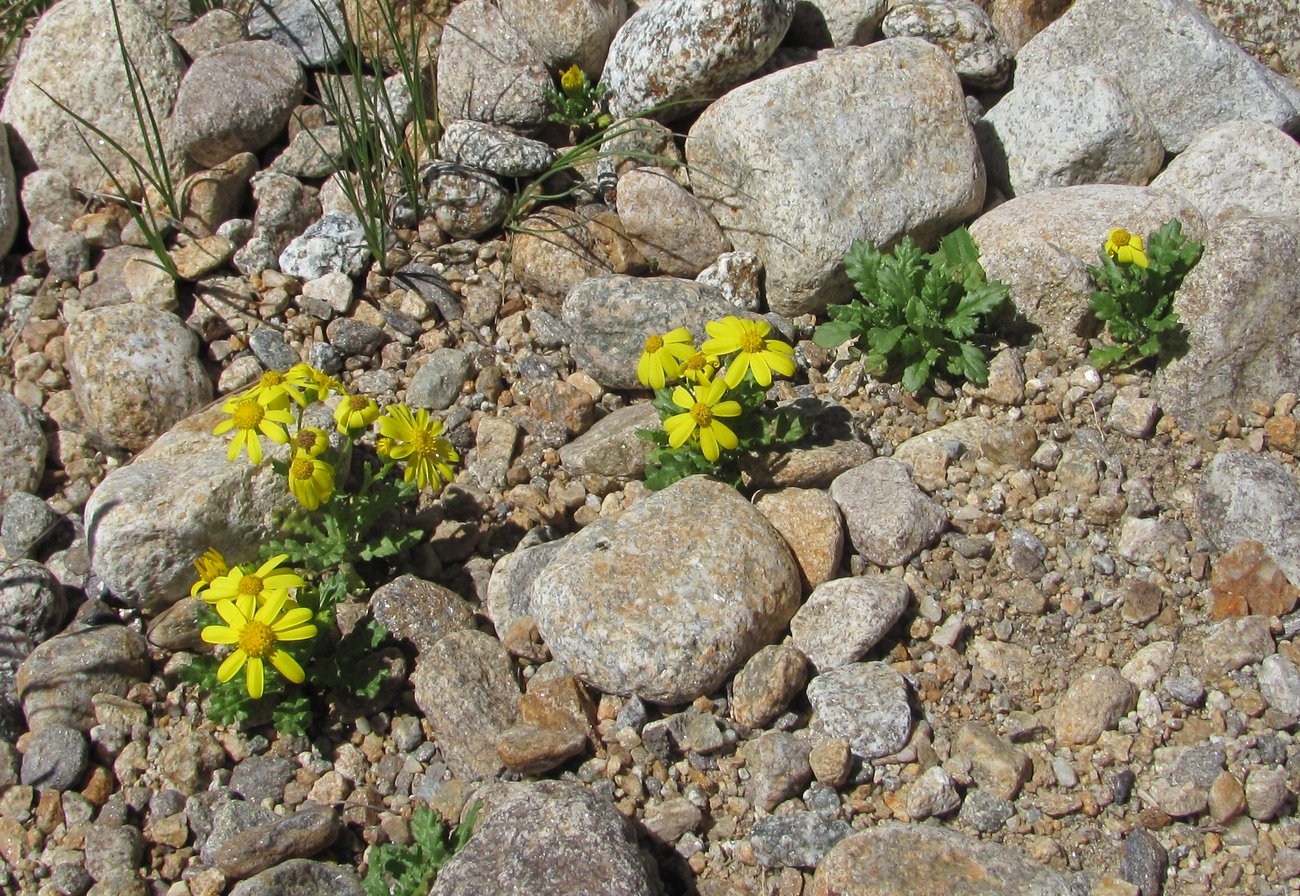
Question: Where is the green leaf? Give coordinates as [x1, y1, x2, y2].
[812, 318, 858, 349]
[902, 358, 930, 393]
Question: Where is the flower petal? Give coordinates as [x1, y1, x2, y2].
[269, 649, 306, 684]
[712, 420, 739, 451]
[217, 649, 248, 683]
[215, 599, 246, 628]
[699, 426, 719, 461]
[201, 624, 238, 645]
[274, 607, 315, 631]
[245, 657, 264, 698]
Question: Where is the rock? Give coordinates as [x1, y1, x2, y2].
[697, 250, 763, 311]
[172, 40, 304, 168]
[1245, 766, 1289, 821]
[435, 0, 550, 131]
[1209, 771, 1247, 825]
[1053, 666, 1136, 746]
[171, 234, 236, 281]
[411, 630, 521, 780]
[0, 127, 16, 257]
[561, 274, 745, 390]
[278, 213, 372, 279]
[786, 0, 887, 47]
[510, 208, 624, 307]
[1118, 829, 1168, 896]
[968, 184, 1204, 342]
[19, 723, 87, 790]
[952, 722, 1031, 801]
[172, 8, 246, 58]
[228, 859, 365, 896]
[789, 575, 909, 672]
[17, 625, 149, 733]
[558, 402, 656, 482]
[496, 724, 586, 775]
[230, 756, 296, 803]
[806, 661, 912, 759]
[615, 167, 730, 277]
[812, 824, 1073, 895]
[642, 796, 702, 844]
[743, 731, 812, 812]
[439, 120, 555, 178]
[20, 168, 81, 251]
[1015, 0, 1300, 153]
[604, 0, 793, 121]
[84, 403, 298, 610]
[0, 0, 185, 192]
[1211, 540, 1300, 618]
[326, 318, 386, 356]
[343, 0, 443, 72]
[1198, 451, 1300, 587]
[1197, 616, 1274, 678]
[976, 66, 1164, 197]
[84, 822, 143, 882]
[753, 488, 844, 590]
[1, 492, 61, 558]
[0, 559, 65, 652]
[1259, 654, 1300, 717]
[269, 126, 341, 179]
[370, 574, 476, 655]
[201, 799, 275, 864]
[1150, 120, 1300, 221]
[983, 0, 1070, 53]
[730, 643, 809, 730]
[1154, 216, 1300, 432]
[882, 1, 1010, 89]
[485, 540, 566, 656]
[0, 393, 46, 505]
[247, 0, 345, 67]
[904, 765, 962, 820]
[424, 163, 511, 239]
[182, 152, 258, 235]
[686, 38, 984, 316]
[958, 789, 1015, 832]
[498, 0, 627, 75]
[1107, 390, 1160, 440]
[829, 458, 947, 567]
[750, 812, 853, 869]
[532, 476, 800, 704]
[408, 348, 471, 411]
[430, 781, 656, 896]
[212, 804, 339, 879]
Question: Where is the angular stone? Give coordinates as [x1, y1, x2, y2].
[790, 575, 909, 672]
[1053, 666, 1136, 746]
[496, 724, 586, 776]
[439, 120, 555, 179]
[750, 812, 853, 869]
[829, 458, 947, 567]
[247, 0, 346, 67]
[616, 167, 730, 277]
[370, 574, 476, 655]
[212, 804, 338, 879]
[0, 393, 46, 505]
[882, 0, 1011, 89]
[436, 0, 550, 131]
[558, 402, 657, 482]
[1258, 654, 1300, 718]
[953, 722, 1031, 801]
[743, 731, 812, 812]
[730, 643, 809, 730]
[754, 488, 845, 591]
[20, 723, 87, 790]
[278, 213, 372, 279]
[1198, 451, 1300, 588]
[806, 661, 912, 760]
[228, 859, 364, 896]
[1211, 540, 1299, 618]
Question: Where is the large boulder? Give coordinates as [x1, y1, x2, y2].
[1149, 120, 1300, 221]
[436, 0, 550, 131]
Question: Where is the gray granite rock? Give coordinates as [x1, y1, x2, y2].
[412, 630, 521, 780]
[958, 789, 1016, 833]
[278, 213, 372, 279]
[0, 393, 46, 506]
[20, 722, 87, 790]
[1119, 829, 1168, 896]
[751, 812, 853, 869]
[806, 661, 912, 760]
[829, 458, 947, 568]
[533, 477, 800, 704]
[436, 0, 550, 131]
[17, 624, 149, 733]
[229, 860, 365, 896]
[686, 38, 984, 316]
[904, 765, 962, 820]
[230, 755, 296, 803]
[1259, 654, 1300, 717]
[1196, 616, 1274, 678]
[1150, 120, 1300, 221]
[1, 492, 61, 558]
[790, 575, 909, 672]
[370, 574, 476, 655]
[247, 0, 345, 67]
[604, 0, 794, 121]
[408, 348, 471, 410]
[172, 39, 304, 168]
[882, 0, 1010, 89]
[212, 804, 340, 879]
[786, 0, 887, 47]
[558, 402, 657, 481]
[439, 120, 555, 178]
[0, 125, 15, 257]
[1014, 0, 1300, 153]
[326, 317, 385, 356]
[430, 781, 657, 896]
[1053, 666, 1136, 746]
[0, 559, 65, 652]
[744, 731, 813, 812]
[498, 0, 627, 75]
[424, 163, 511, 239]
[1197, 451, 1300, 587]
[1154, 215, 1300, 432]
[615, 167, 730, 277]
[84, 822, 143, 883]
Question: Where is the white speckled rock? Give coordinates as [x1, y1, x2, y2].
[968, 184, 1204, 343]
[438, 120, 556, 178]
[806, 661, 912, 759]
[686, 38, 985, 316]
[498, 0, 628, 76]
[976, 66, 1165, 197]
[604, 0, 794, 121]
[882, 0, 1010, 89]
[532, 476, 801, 705]
[786, 0, 887, 47]
[790, 575, 910, 672]
[0, 393, 46, 505]
[615, 167, 731, 277]
[829, 458, 947, 568]
[1197, 451, 1300, 588]
[436, 0, 550, 131]
[1150, 120, 1300, 221]
[65, 305, 212, 454]
[1014, 0, 1300, 153]
[0, 129, 16, 257]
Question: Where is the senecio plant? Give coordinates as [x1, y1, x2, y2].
[543, 64, 611, 137]
[184, 364, 460, 733]
[814, 227, 1010, 392]
[1087, 219, 1202, 370]
[637, 315, 806, 490]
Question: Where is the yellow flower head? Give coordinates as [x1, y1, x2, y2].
[291, 426, 330, 458]
[701, 316, 796, 388]
[243, 369, 304, 409]
[663, 376, 743, 462]
[190, 548, 228, 598]
[334, 392, 380, 435]
[376, 404, 460, 492]
[637, 327, 696, 389]
[560, 64, 586, 96]
[679, 349, 720, 386]
[288, 363, 341, 403]
[201, 592, 318, 699]
[213, 395, 295, 464]
[1105, 228, 1149, 268]
[201, 554, 304, 606]
[287, 454, 335, 511]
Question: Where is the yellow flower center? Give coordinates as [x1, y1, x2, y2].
[348, 394, 369, 411]
[294, 430, 315, 451]
[261, 370, 284, 386]
[739, 330, 765, 354]
[237, 575, 264, 597]
[1111, 230, 1132, 247]
[409, 426, 435, 459]
[644, 334, 664, 353]
[290, 456, 314, 479]
[684, 354, 706, 371]
[237, 619, 276, 658]
[690, 403, 713, 426]
[232, 399, 264, 431]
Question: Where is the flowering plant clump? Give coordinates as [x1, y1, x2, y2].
[543, 64, 612, 136]
[1087, 218, 1202, 370]
[182, 364, 461, 733]
[637, 316, 806, 490]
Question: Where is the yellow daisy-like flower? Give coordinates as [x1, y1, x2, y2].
[637, 327, 696, 389]
[376, 403, 460, 492]
[213, 395, 295, 464]
[190, 548, 228, 598]
[663, 376, 743, 462]
[287, 454, 335, 511]
[290, 426, 330, 458]
[201, 554, 304, 607]
[560, 64, 586, 96]
[288, 363, 341, 403]
[243, 369, 304, 409]
[1105, 228, 1149, 268]
[679, 349, 720, 386]
[334, 392, 380, 435]
[700, 316, 796, 388]
[201, 592, 317, 699]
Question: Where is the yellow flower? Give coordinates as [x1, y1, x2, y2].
[560, 64, 586, 96]
[287, 454, 335, 511]
[679, 349, 720, 386]
[334, 392, 379, 435]
[243, 369, 304, 408]
[290, 426, 330, 458]
[288, 363, 341, 403]
[663, 376, 743, 462]
[376, 404, 460, 491]
[213, 395, 295, 464]
[700, 316, 796, 388]
[201, 554, 304, 607]
[190, 548, 228, 598]
[636, 327, 696, 389]
[201, 592, 317, 699]
[1105, 228, 1149, 268]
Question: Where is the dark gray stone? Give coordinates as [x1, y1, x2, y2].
[248, 327, 300, 371]
[749, 812, 853, 869]
[2, 491, 60, 558]
[230, 755, 296, 803]
[247, 0, 345, 67]
[408, 349, 471, 411]
[20, 723, 87, 790]
[959, 789, 1015, 833]
[229, 859, 365, 896]
[1119, 829, 1168, 896]
[326, 318, 386, 357]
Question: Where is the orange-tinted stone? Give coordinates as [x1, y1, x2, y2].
[1211, 540, 1300, 618]
[1265, 415, 1300, 455]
